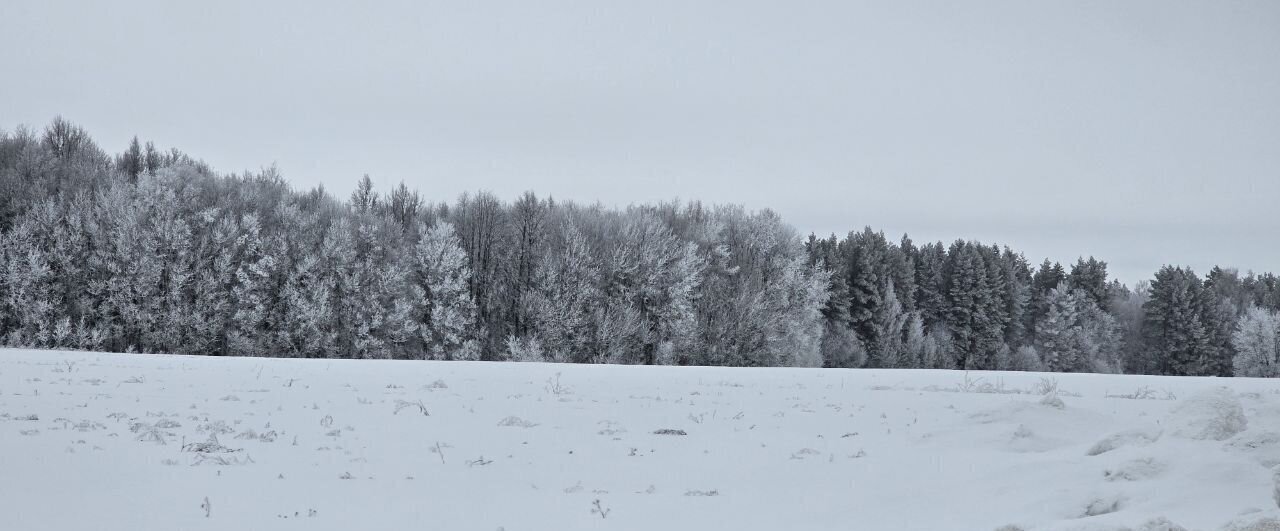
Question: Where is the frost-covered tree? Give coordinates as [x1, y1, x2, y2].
[902, 313, 928, 368]
[1202, 267, 1243, 377]
[914, 242, 949, 329]
[1143, 266, 1215, 376]
[0, 238, 62, 347]
[1036, 285, 1083, 372]
[117, 136, 143, 183]
[1232, 306, 1280, 377]
[1069, 257, 1110, 311]
[227, 214, 281, 356]
[505, 334, 545, 362]
[505, 191, 548, 339]
[921, 323, 954, 369]
[690, 206, 826, 367]
[527, 217, 600, 363]
[996, 248, 1033, 348]
[871, 280, 908, 368]
[842, 228, 887, 347]
[603, 211, 703, 364]
[413, 221, 475, 360]
[1078, 292, 1122, 373]
[1035, 284, 1120, 373]
[1109, 281, 1150, 374]
[944, 241, 1003, 370]
[451, 191, 508, 357]
[761, 251, 829, 368]
[1030, 259, 1067, 340]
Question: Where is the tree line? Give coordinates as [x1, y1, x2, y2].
[1, 118, 1278, 376]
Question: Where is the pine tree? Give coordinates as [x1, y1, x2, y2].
[1069, 257, 1110, 311]
[902, 313, 928, 368]
[871, 280, 908, 368]
[1032, 283, 1119, 374]
[1029, 259, 1066, 341]
[998, 248, 1032, 347]
[944, 242, 1002, 370]
[1077, 292, 1122, 373]
[843, 228, 884, 346]
[1203, 267, 1244, 376]
[914, 242, 948, 329]
[1036, 285, 1083, 372]
[1144, 266, 1214, 376]
[889, 235, 918, 314]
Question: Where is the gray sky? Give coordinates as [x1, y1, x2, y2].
[2, 0, 1278, 284]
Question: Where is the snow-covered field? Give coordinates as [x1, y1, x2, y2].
[1, 349, 1277, 531]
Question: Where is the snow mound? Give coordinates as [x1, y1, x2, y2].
[1220, 513, 1280, 531]
[1134, 517, 1188, 531]
[1087, 428, 1161, 456]
[1166, 387, 1247, 441]
[1079, 494, 1126, 517]
[1104, 458, 1166, 482]
[1224, 432, 1280, 468]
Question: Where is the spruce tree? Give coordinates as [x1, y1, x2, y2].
[1068, 257, 1110, 311]
[1144, 266, 1214, 376]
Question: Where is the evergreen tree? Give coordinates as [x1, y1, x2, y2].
[997, 248, 1033, 348]
[944, 241, 1002, 369]
[902, 312, 928, 368]
[1029, 259, 1066, 340]
[871, 280, 908, 368]
[1143, 266, 1214, 376]
[914, 242, 948, 328]
[1036, 285, 1083, 372]
[843, 228, 885, 347]
[1068, 257, 1109, 311]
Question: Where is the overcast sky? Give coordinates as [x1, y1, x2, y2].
[2, 0, 1277, 284]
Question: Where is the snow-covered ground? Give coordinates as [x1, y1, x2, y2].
[1, 349, 1277, 531]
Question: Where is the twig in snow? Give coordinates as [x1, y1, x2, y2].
[591, 499, 610, 519]
[430, 441, 449, 464]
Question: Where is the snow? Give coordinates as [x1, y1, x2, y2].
[1, 348, 1278, 530]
